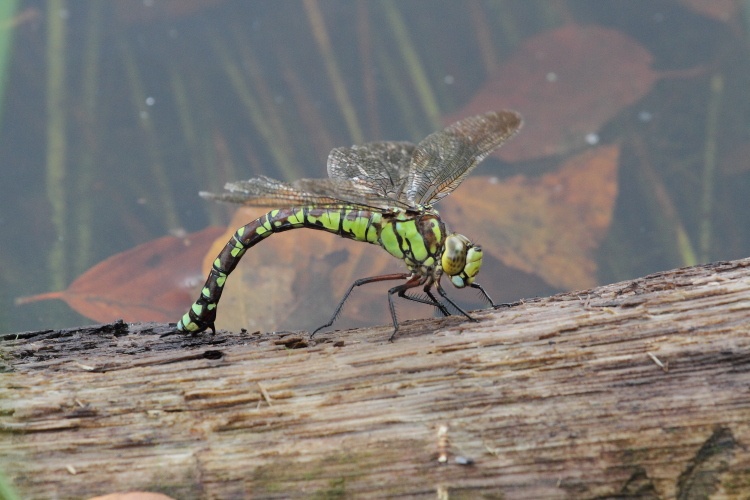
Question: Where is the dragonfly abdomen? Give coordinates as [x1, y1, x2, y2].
[177, 206, 380, 333]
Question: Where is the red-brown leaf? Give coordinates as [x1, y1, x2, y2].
[446, 26, 686, 162]
[16, 227, 225, 323]
[676, 0, 740, 22]
[439, 145, 620, 291]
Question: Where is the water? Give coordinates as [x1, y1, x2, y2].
[1, 0, 749, 334]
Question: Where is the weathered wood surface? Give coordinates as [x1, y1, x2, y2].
[2, 258, 750, 499]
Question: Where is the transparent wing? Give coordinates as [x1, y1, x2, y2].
[200, 175, 409, 212]
[405, 111, 522, 205]
[327, 141, 416, 206]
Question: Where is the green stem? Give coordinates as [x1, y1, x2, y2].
[490, 0, 522, 49]
[74, 0, 102, 275]
[0, 0, 19, 123]
[699, 74, 724, 263]
[210, 33, 299, 181]
[375, 42, 422, 142]
[631, 131, 698, 267]
[357, 0, 380, 139]
[303, 0, 364, 144]
[232, 24, 302, 180]
[278, 45, 335, 162]
[46, 0, 68, 291]
[119, 34, 181, 233]
[381, 0, 441, 130]
[468, 0, 498, 76]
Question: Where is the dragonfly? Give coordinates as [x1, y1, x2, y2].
[177, 110, 522, 340]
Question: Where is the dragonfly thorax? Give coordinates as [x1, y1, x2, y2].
[441, 233, 483, 289]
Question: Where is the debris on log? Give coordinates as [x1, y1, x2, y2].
[2, 258, 750, 499]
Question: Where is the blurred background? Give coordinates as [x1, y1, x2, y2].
[2, 0, 750, 334]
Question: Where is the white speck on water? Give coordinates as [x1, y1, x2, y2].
[585, 133, 599, 145]
[546, 72, 557, 82]
[638, 110, 653, 122]
[444, 75, 455, 85]
[146, 97, 155, 106]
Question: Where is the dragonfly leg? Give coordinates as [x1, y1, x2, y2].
[399, 286, 451, 317]
[387, 276, 429, 341]
[311, 273, 410, 338]
[423, 287, 451, 316]
[435, 280, 477, 322]
[468, 282, 512, 309]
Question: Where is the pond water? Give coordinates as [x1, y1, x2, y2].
[1, 0, 749, 334]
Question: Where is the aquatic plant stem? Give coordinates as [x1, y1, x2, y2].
[489, 1, 522, 53]
[119, 34, 181, 233]
[209, 33, 299, 182]
[232, 24, 302, 180]
[381, 0, 442, 130]
[168, 65, 222, 226]
[302, 0, 364, 144]
[631, 131, 697, 267]
[468, 0, 498, 75]
[699, 74, 724, 263]
[0, 0, 19, 123]
[375, 43, 422, 142]
[74, 0, 102, 275]
[278, 45, 335, 162]
[357, 0, 381, 140]
[46, 0, 68, 292]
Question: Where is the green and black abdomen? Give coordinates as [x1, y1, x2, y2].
[177, 206, 382, 333]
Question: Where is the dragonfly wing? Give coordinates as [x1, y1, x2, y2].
[327, 141, 417, 205]
[405, 111, 522, 206]
[200, 175, 404, 212]
[293, 178, 411, 210]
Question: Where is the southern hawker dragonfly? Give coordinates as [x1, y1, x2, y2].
[177, 111, 522, 340]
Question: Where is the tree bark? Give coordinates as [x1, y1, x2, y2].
[2, 258, 750, 499]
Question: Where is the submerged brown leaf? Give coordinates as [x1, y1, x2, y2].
[439, 145, 620, 291]
[208, 146, 618, 333]
[676, 0, 740, 22]
[16, 226, 225, 323]
[447, 25, 700, 162]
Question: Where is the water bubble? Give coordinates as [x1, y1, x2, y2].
[585, 133, 599, 145]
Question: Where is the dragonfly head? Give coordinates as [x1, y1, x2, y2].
[441, 234, 482, 288]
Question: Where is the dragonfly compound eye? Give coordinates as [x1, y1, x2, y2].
[442, 234, 469, 277]
[449, 242, 482, 288]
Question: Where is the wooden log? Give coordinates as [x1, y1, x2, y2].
[2, 258, 750, 499]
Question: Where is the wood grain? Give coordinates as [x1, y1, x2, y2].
[2, 258, 750, 499]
